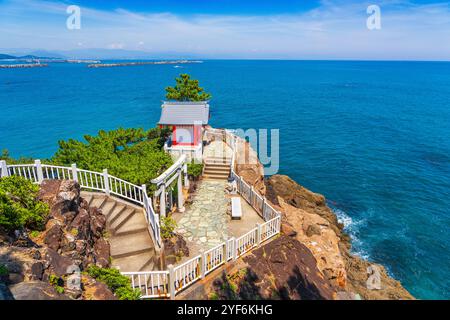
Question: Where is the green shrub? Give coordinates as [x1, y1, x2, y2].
[29, 230, 41, 238]
[0, 264, 8, 276]
[0, 176, 49, 232]
[51, 127, 173, 193]
[87, 265, 141, 300]
[48, 274, 65, 294]
[187, 162, 203, 179]
[160, 216, 177, 240]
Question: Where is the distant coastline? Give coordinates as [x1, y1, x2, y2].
[88, 60, 203, 68]
[0, 63, 48, 69]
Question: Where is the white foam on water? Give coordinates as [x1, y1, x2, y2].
[333, 207, 370, 260]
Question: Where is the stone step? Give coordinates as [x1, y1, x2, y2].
[204, 166, 230, 172]
[112, 251, 156, 273]
[82, 194, 93, 205]
[110, 208, 136, 233]
[100, 200, 117, 216]
[203, 171, 230, 178]
[107, 204, 127, 224]
[110, 231, 154, 259]
[203, 173, 229, 180]
[204, 160, 231, 166]
[139, 257, 156, 272]
[203, 168, 230, 175]
[114, 210, 149, 236]
[204, 163, 231, 169]
[90, 196, 107, 209]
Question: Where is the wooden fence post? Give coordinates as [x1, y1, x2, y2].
[71, 163, 78, 182]
[168, 264, 175, 300]
[103, 169, 110, 195]
[34, 159, 44, 183]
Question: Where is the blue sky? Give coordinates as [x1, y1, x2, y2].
[1, 0, 450, 60]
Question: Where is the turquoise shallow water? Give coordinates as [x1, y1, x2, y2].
[1, 60, 449, 299]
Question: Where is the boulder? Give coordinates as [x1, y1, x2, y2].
[212, 236, 338, 300]
[43, 223, 64, 251]
[44, 248, 75, 277]
[93, 238, 110, 268]
[83, 276, 117, 300]
[9, 281, 69, 300]
[30, 262, 45, 281]
[163, 234, 189, 266]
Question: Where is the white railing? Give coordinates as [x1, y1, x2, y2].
[1, 159, 161, 248]
[203, 243, 226, 275]
[0, 128, 282, 300]
[122, 271, 170, 299]
[171, 255, 202, 294]
[236, 227, 258, 258]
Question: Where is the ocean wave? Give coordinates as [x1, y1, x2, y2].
[333, 207, 370, 260]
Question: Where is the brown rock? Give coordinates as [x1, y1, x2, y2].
[93, 238, 110, 268]
[82, 275, 117, 300]
[9, 281, 70, 300]
[266, 175, 343, 237]
[30, 262, 45, 281]
[43, 223, 64, 251]
[305, 224, 321, 237]
[213, 235, 338, 300]
[45, 248, 74, 277]
[89, 208, 106, 238]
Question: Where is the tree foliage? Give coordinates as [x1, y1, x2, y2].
[51, 127, 173, 191]
[0, 176, 49, 232]
[165, 74, 212, 101]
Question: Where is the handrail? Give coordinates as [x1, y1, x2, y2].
[151, 154, 186, 185]
[1, 129, 282, 300]
[2, 160, 161, 249]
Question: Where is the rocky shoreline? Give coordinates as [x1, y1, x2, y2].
[228, 137, 414, 300]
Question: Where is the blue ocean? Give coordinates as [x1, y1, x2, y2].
[1, 60, 449, 299]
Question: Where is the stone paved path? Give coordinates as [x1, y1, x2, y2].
[176, 180, 229, 252]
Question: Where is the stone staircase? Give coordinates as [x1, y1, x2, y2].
[203, 156, 232, 180]
[81, 192, 159, 272]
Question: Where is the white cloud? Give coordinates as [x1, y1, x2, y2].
[0, 0, 450, 60]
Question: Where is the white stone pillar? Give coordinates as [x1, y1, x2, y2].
[71, 163, 78, 182]
[160, 184, 166, 218]
[177, 171, 185, 212]
[103, 169, 110, 196]
[34, 159, 44, 183]
[0, 160, 9, 177]
[183, 163, 189, 189]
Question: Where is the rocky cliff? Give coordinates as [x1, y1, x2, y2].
[265, 175, 414, 299]
[0, 180, 115, 300]
[234, 139, 413, 300]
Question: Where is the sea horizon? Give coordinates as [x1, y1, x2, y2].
[1, 59, 449, 299]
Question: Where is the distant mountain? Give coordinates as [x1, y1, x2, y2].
[0, 54, 17, 60]
[0, 53, 63, 60]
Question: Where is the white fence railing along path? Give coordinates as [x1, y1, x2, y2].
[0, 129, 282, 300]
[0, 159, 161, 248]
